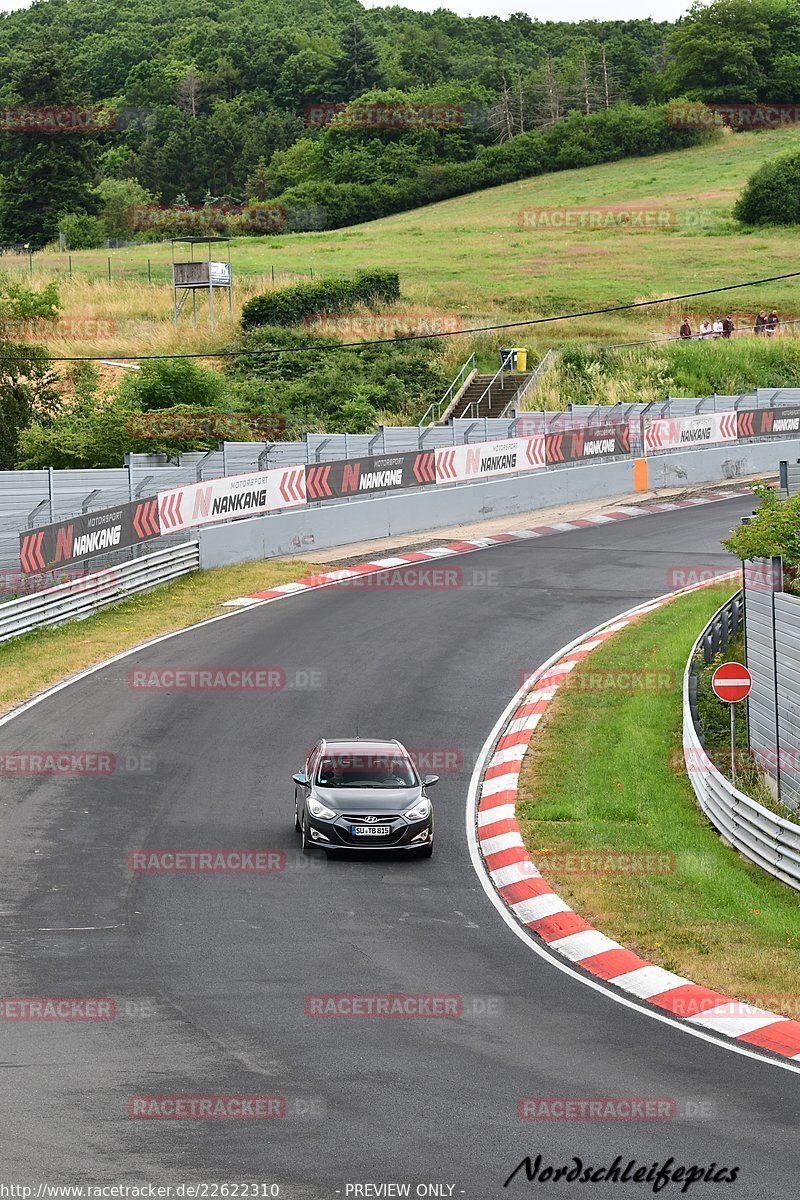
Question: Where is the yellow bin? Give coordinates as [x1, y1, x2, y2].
[513, 347, 528, 371]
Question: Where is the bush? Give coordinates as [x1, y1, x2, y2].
[116, 358, 228, 410]
[241, 270, 401, 329]
[225, 324, 451, 435]
[58, 212, 106, 250]
[17, 360, 268, 468]
[734, 148, 800, 226]
[0, 276, 60, 319]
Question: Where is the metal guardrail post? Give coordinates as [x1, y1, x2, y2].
[196, 449, 216, 482]
[27, 499, 49, 529]
[82, 489, 101, 513]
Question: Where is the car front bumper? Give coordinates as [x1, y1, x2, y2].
[307, 813, 433, 850]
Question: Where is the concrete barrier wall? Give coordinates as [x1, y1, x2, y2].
[198, 459, 634, 567]
[647, 439, 795, 489]
[197, 440, 800, 570]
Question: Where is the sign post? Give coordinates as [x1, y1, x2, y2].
[711, 662, 753, 784]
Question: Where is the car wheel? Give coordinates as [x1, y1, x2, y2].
[414, 842, 434, 859]
[294, 795, 301, 832]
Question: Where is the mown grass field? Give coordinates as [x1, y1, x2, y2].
[517, 583, 800, 1008]
[7, 125, 800, 366]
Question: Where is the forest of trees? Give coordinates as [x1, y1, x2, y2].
[0, 0, 799, 245]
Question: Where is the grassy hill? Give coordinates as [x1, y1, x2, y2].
[5, 126, 800, 381]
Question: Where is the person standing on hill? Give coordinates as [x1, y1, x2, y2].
[766, 310, 779, 336]
[754, 311, 767, 335]
[699, 319, 712, 338]
[722, 315, 735, 338]
[712, 317, 723, 338]
[679, 317, 692, 339]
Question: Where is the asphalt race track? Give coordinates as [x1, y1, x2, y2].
[1, 494, 798, 1197]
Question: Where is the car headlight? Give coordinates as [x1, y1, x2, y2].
[308, 797, 337, 820]
[404, 798, 431, 822]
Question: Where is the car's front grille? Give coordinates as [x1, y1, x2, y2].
[343, 814, 401, 823]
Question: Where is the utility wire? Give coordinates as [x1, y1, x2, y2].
[0, 269, 798, 363]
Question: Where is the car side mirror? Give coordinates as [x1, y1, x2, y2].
[423, 774, 439, 787]
[292, 771, 309, 786]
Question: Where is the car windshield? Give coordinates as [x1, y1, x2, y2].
[316, 753, 417, 788]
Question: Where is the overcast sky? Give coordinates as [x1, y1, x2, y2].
[0, 0, 692, 19]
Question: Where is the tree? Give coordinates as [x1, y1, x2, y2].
[0, 48, 98, 247]
[0, 341, 60, 469]
[532, 59, 562, 128]
[177, 69, 202, 118]
[331, 21, 383, 100]
[95, 176, 155, 239]
[724, 481, 800, 572]
[663, 0, 800, 102]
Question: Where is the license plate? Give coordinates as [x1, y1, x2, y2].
[351, 825, 391, 836]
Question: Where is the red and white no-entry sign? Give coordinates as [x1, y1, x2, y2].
[711, 662, 752, 704]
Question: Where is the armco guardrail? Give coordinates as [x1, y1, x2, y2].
[683, 592, 800, 892]
[0, 541, 199, 644]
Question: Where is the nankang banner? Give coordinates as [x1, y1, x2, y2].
[435, 437, 545, 483]
[644, 412, 737, 452]
[158, 465, 306, 532]
[305, 451, 435, 500]
[545, 426, 630, 464]
[737, 407, 800, 439]
[19, 497, 160, 573]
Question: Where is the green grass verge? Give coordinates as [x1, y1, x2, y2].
[517, 582, 800, 1012]
[0, 556, 323, 716]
